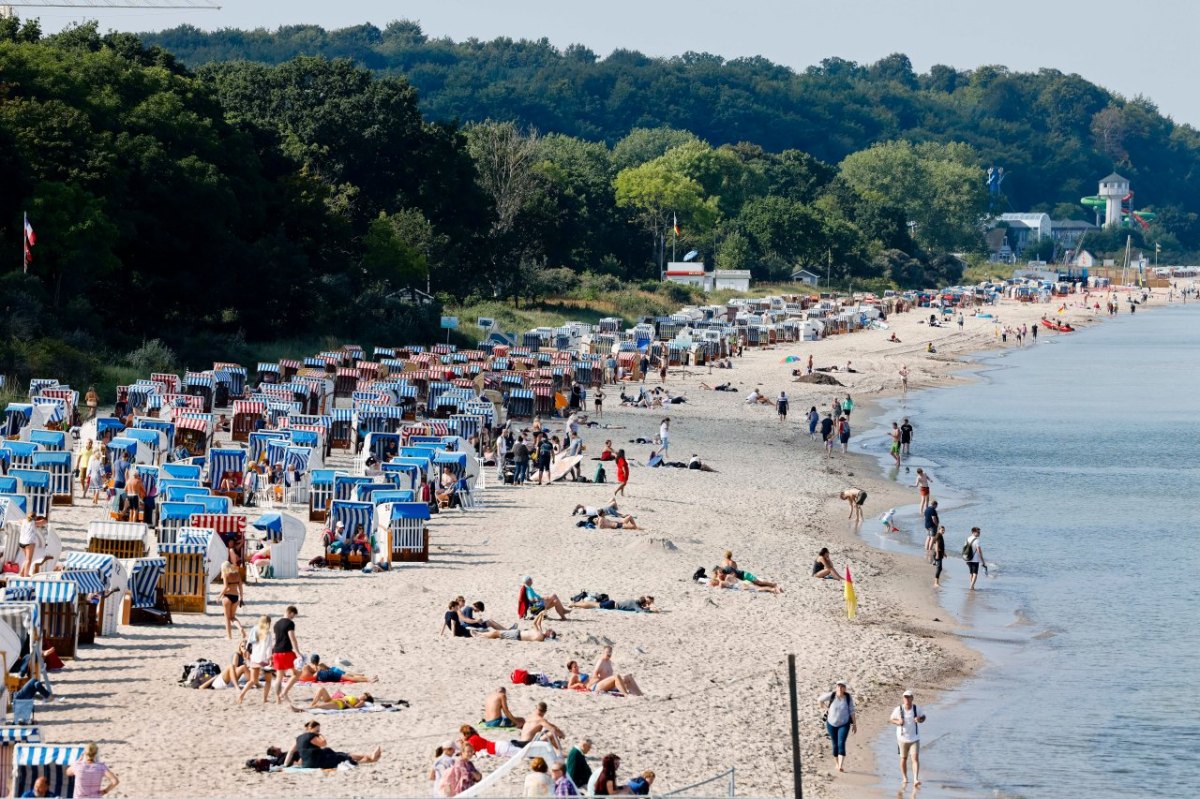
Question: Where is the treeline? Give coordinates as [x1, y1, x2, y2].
[144, 20, 1200, 251]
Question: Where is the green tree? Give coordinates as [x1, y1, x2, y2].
[613, 160, 718, 274]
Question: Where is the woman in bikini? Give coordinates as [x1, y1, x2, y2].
[303, 687, 376, 710]
[220, 558, 244, 639]
[298, 654, 378, 684]
[594, 514, 640, 530]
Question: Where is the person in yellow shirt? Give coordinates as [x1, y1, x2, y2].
[77, 439, 95, 495]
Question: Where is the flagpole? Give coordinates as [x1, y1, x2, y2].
[22, 211, 28, 275]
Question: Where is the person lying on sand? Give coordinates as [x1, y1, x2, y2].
[708, 571, 783, 594]
[476, 611, 559, 642]
[297, 687, 376, 711]
[570, 595, 658, 613]
[594, 514, 640, 530]
[700, 381, 737, 391]
[298, 654, 378, 684]
[572, 501, 619, 517]
[719, 551, 783, 591]
[283, 719, 382, 768]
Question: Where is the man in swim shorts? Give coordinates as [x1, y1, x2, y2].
[889, 422, 902, 465]
[482, 686, 524, 728]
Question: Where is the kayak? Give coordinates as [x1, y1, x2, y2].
[1040, 319, 1074, 332]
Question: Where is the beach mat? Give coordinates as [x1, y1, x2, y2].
[309, 703, 405, 715]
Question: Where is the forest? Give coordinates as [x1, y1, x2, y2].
[3, 17, 1198, 389]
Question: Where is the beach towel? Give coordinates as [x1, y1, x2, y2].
[309, 703, 405, 715]
[517, 585, 530, 619]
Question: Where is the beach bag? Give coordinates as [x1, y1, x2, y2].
[594, 464, 606, 483]
[962, 537, 975, 561]
[510, 668, 529, 685]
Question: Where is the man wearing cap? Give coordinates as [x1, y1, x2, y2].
[889, 690, 926, 787]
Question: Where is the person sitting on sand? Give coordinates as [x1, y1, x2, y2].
[687, 454, 718, 472]
[812, 547, 844, 580]
[594, 514, 640, 530]
[198, 656, 253, 690]
[476, 611, 558, 642]
[888, 332, 901, 343]
[925, 342, 937, 353]
[298, 654, 377, 684]
[516, 702, 565, 754]
[483, 686, 525, 728]
[458, 598, 510, 633]
[522, 577, 571, 620]
[586, 645, 644, 697]
[744, 388, 770, 405]
[285, 719, 382, 769]
[570, 595, 658, 612]
[597, 441, 616, 461]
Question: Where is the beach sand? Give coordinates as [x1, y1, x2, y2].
[34, 292, 1163, 797]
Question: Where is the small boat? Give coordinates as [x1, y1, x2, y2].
[1040, 319, 1075, 332]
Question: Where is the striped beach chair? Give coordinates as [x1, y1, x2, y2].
[10, 743, 83, 799]
[120, 557, 169, 625]
[29, 453, 71, 506]
[324, 500, 375, 569]
[61, 552, 127, 636]
[189, 514, 246, 566]
[4, 580, 80, 659]
[159, 542, 209, 614]
[0, 727, 41, 798]
[379, 502, 430, 563]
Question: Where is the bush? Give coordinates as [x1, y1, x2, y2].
[126, 339, 178, 374]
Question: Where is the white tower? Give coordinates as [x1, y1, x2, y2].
[1098, 172, 1130, 228]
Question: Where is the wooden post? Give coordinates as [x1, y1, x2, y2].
[788, 653, 804, 799]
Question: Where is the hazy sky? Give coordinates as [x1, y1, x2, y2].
[28, 0, 1200, 125]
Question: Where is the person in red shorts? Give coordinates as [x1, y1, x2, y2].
[272, 605, 301, 704]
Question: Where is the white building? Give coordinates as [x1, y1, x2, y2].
[663, 262, 751, 293]
[996, 213, 1052, 256]
[790, 269, 821, 286]
[1098, 172, 1130, 228]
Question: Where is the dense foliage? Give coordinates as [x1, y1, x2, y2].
[145, 20, 1200, 250]
[5, 17, 1199, 389]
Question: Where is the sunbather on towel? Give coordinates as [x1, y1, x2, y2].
[476, 611, 558, 642]
[298, 654, 377, 684]
[718, 551, 783, 591]
[708, 571, 782, 594]
[297, 687, 376, 711]
[199, 658, 252, 690]
[572, 501, 619, 517]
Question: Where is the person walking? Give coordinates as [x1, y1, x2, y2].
[957, 312, 964, 333]
[272, 605, 301, 703]
[77, 440, 95, 496]
[638, 355, 649, 384]
[889, 422, 902, 466]
[84, 386, 99, 421]
[837, 415, 851, 454]
[915, 468, 932, 512]
[890, 690, 925, 787]
[964, 527, 986, 590]
[658, 418, 670, 458]
[922, 500, 939, 550]
[842, 394, 854, 418]
[899, 418, 914, 456]
[931, 526, 946, 588]
[612, 450, 629, 499]
[899, 365, 910, 393]
[820, 413, 835, 458]
[807, 406, 819, 439]
[818, 680, 856, 773]
[776, 392, 789, 423]
[17, 513, 46, 578]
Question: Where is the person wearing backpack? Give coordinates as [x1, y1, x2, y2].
[963, 527, 987, 590]
[889, 690, 926, 787]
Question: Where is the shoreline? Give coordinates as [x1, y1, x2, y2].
[817, 291, 1178, 799]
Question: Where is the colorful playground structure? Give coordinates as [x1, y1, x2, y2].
[1082, 172, 1155, 231]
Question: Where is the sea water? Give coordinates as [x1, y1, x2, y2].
[858, 304, 1200, 798]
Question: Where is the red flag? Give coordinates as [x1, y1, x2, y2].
[23, 213, 35, 247]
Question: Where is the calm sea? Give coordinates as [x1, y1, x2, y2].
[857, 304, 1200, 798]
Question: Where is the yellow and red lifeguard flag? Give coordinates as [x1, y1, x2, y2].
[844, 566, 857, 620]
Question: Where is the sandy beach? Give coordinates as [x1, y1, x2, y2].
[30, 290, 1168, 798]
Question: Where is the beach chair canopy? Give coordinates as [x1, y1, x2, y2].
[5, 579, 78, 604]
[309, 469, 340, 487]
[434, 450, 468, 469]
[61, 551, 122, 588]
[388, 502, 431, 521]
[0, 493, 28, 516]
[55, 569, 106, 595]
[330, 500, 374, 537]
[370, 489, 415, 505]
[96, 417, 125, 435]
[285, 447, 311, 473]
[106, 437, 139, 456]
[209, 449, 246, 483]
[159, 501, 207, 522]
[28, 430, 66, 451]
[353, 482, 393, 502]
[3, 442, 40, 459]
[123, 428, 164, 451]
[163, 463, 201, 480]
[8, 469, 49, 489]
[13, 744, 85, 798]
